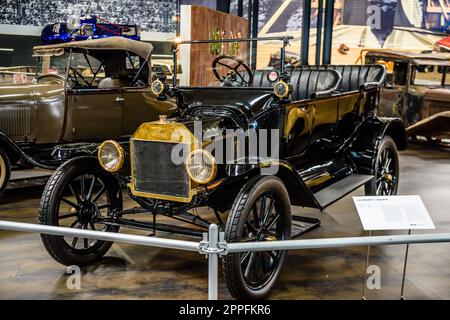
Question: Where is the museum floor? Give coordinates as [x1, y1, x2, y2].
[0, 143, 449, 300]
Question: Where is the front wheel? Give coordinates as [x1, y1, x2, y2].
[223, 176, 291, 300]
[365, 136, 400, 196]
[39, 157, 122, 267]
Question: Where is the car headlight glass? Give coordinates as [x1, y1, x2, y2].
[151, 79, 165, 95]
[185, 149, 217, 184]
[274, 80, 289, 99]
[98, 140, 124, 173]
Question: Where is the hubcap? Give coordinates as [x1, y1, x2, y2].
[376, 148, 397, 196]
[57, 174, 112, 251]
[78, 201, 96, 224]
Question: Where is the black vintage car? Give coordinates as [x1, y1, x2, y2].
[38, 37, 407, 299]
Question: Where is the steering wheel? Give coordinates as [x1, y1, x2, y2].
[212, 55, 253, 87]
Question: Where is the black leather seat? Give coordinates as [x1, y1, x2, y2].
[249, 69, 342, 101]
[299, 65, 386, 92]
[246, 65, 385, 99]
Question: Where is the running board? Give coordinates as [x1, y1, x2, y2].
[314, 174, 374, 209]
[98, 218, 205, 239]
[291, 216, 321, 238]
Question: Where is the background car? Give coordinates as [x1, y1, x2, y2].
[366, 49, 450, 142]
[0, 37, 175, 195]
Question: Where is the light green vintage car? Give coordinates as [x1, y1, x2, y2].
[0, 37, 174, 194]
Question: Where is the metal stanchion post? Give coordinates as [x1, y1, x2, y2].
[400, 229, 412, 300]
[362, 230, 372, 300]
[208, 224, 219, 301]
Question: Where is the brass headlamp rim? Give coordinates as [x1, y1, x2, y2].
[185, 149, 217, 185]
[151, 79, 165, 96]
[98, 140, 125, 173]
[274, 80, 290, 99]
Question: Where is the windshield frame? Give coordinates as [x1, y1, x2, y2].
[66, 49, 108, 90]
[34, 47, 151, 90]
[171, 36, 293, 88]
[34, 50, 70, 81]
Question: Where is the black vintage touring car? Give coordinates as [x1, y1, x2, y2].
[38, 37, 407, 299]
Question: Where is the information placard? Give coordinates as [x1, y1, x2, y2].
[353, 196, 435, 231]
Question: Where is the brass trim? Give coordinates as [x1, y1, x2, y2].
[151, 79, 165, 96]
[185, 149, 217, 185]
[129, 139, 197, 203]
[128, 182, 198, 203]
[98, 140, 125, 173]
[274, 80, 289, 99]
[305, 172, 332, 188]
[132, 122, 196, 144]
[159, 115, 168, 124]
[207, 179, 224, 191]
[260, 160, 293, 171]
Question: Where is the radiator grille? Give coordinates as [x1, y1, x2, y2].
[132, 140, 190, 198]
[0, 105, 32, 138]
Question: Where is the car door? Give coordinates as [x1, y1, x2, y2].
[378, 60, 410, 120]
[407, 64, 447, 125]
[335, 92, 364, 143]
[66, 51, 123, 141]
[306, 98, 339, 157]
[283, 102, 315, 158]
[68, 89, 123, 141]
[284, 98, 339, 163]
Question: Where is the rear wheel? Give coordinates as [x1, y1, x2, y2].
[0, 147, 11, 196]
[40, 157, 122, 266]
[365, 136, 400, 196]
[223, 176, 291, 300]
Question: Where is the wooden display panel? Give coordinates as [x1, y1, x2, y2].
[180, 5, 248, 86]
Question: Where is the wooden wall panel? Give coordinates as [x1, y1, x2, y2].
[188, 6, 248, 86]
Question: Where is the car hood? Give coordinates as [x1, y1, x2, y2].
[178, 87, 275, 117]
[0, 79, 65, 104]
[177, 87, 276, 130]
[133, 88, 277, 144]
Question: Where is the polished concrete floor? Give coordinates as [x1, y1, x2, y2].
[0, 144, 449, 300]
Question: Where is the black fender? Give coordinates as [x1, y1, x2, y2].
[51, 142, 101, 162]
[380, 117, 407, 151]
[207, 160, 320, 211]
[53, 155, 123, 208]
[350, 116, 407, 175]
[0, 131, 127, 170]
[51, 141, 131, 162]
[0, 130, 55, 169]
[51, 141, 131, 175]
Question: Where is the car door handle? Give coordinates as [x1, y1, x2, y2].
[115, 96, 125, 102]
